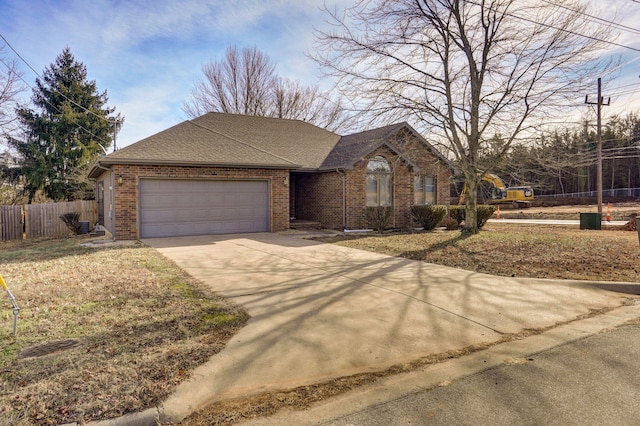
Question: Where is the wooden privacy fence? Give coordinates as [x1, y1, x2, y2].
[0, 200, 97, 241]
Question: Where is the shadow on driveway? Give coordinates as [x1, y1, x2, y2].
[143, 232, 629, 422]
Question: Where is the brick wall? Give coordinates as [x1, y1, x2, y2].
[293, 172, 344, 229]
[345, 146, 414, 229]
[388, 128, 452, 208]
[293, 129, 451, 231]
[110, 164, 290, 240]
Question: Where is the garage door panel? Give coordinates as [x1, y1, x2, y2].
[139, 179, 270, 238]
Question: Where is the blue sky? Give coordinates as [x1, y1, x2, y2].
[0, 0, 349, 148]
[1, 0, 639, 149]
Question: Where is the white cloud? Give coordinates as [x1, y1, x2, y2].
[114, 85, 183, 149]
[2, 0, 638, 148]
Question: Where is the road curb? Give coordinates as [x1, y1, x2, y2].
[80, 408, 161, 426]
[80, 303, 640, 425]
[242, 303, 640, 425]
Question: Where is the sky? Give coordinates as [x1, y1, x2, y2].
[1, 0, 640, 150]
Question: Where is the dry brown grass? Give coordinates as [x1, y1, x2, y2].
[0, 236, 248, 425]
[500, 202, 640, 221]
[316, 224, 640, 282]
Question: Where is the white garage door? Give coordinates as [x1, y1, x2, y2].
[139, 179, 269, 238]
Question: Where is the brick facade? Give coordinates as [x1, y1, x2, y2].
[293, 172, 344, 228]
[294, 130, 451, 230]
[110, 164, 289, 240]
[103, 126, 450, 238]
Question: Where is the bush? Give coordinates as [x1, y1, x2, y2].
[447, 205, 496, 229]
[448, 206, 465, 225]
[60, 212, 82, 234]
[363, 206, 393, 233]
[476, 205, 496, 229]
[442, 216, 460, 231]
[411, 205, 447, 231]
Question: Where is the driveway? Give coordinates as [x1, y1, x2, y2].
[144, 233, 627, 422]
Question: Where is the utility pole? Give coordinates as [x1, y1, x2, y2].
[585, 78, 610, 216]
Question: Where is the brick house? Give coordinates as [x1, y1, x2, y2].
[88, 112, 452, 239]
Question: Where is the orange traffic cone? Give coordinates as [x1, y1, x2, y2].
[496, 205, 501, 220]
[606, 203, 611, 222]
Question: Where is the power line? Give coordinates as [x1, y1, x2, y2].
[610, 88, 640, 97]
[607, 80, 640, 96]
[613, 81, 640, 90]
[542, 0, 640, 37]
[465, 0, 640, 53]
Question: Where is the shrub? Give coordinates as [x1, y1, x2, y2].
[442, 216, 460, 231]
[363, 206, 393, 233]
[448, 206, 465, 225]
[60, 212, 82, 234]
[476, 205, 496, 229]
[411, 205, 447, 231]
[447, 205, 496, 229]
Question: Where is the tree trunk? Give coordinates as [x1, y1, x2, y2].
[463, 177, 479, 234]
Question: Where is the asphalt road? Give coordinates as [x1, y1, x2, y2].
[322, 323, 640, 426]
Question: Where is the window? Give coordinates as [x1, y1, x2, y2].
[366, 156, 392, 206]
[414, 175, 435, 205]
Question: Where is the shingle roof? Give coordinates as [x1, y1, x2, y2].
[90, 113, 451, 176]
[320, 122, 452, 171]
[320, 122, 406, 169]
[97, 112, 341, 170]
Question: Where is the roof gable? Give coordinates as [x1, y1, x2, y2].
[320, 122, 451, 171]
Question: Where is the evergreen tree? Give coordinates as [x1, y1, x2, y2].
[489, 113, 640, 197]
[7, 48, 122, 202]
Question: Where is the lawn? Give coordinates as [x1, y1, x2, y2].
[1, 224, 638, 425]
[0, 236, 248, 425]
[316, 224, 640, 283]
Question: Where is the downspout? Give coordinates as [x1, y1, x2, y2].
[337, 169, 346, 229]
[437, 162, 441, 203]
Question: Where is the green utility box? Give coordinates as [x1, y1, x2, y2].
[580, 212, 602, 230]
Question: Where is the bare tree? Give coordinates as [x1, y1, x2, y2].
[184, 46, 275, 117]
[0, 44, 26, 203]
[0, 44, 25, 142]
[313, 0, 615, 233]
[183, 45, 353, 132]
[272, 77, 347, 129]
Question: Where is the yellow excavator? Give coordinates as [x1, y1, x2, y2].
[459, 173, 534, 208]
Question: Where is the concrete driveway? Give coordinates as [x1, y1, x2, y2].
[143, 233, 629, 422]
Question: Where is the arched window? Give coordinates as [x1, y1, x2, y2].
[366, 156, 392, 206]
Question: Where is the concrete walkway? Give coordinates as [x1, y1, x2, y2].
[142, 233, 631, 423]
